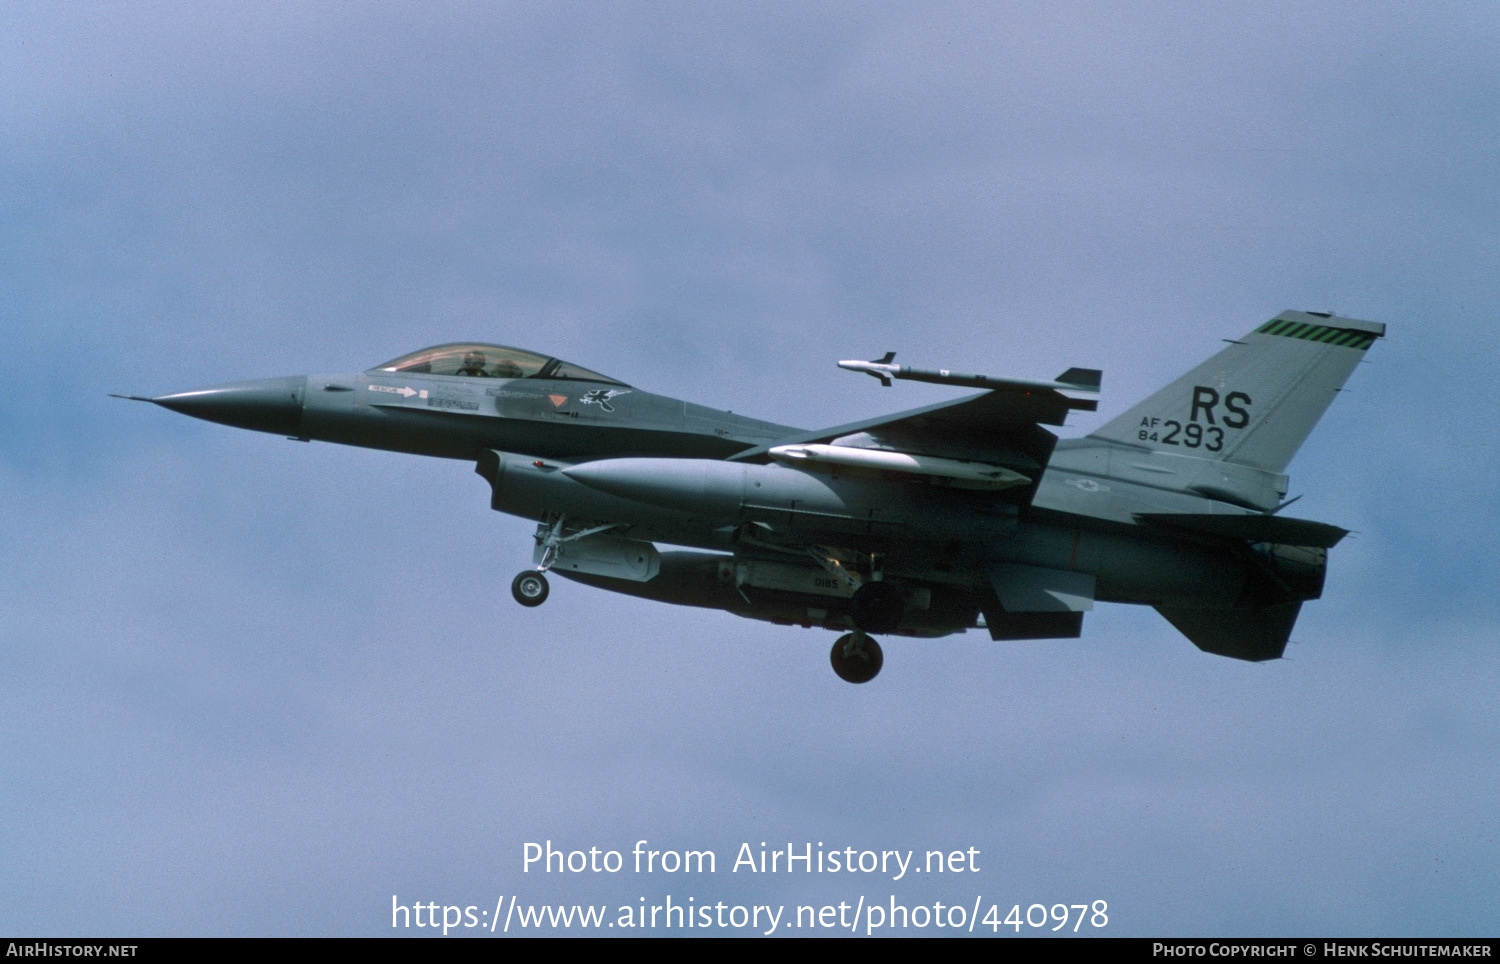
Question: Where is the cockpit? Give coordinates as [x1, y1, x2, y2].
[371, 343, 629, 386]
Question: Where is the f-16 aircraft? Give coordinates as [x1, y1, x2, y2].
[120, 311, 1382, 682]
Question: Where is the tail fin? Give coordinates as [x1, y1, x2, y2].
[1090, 311, 1384, 474]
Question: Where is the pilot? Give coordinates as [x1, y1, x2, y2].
[455, 351, 489, 377]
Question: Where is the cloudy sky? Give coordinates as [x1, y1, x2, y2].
[3, 1, 1497, 937]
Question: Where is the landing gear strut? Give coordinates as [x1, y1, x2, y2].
[511, 570, 549, 607]
[830, 632, 883, 684]
[511, 515, 623, 609]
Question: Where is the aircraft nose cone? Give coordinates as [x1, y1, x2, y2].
[152, 375, 307, 435]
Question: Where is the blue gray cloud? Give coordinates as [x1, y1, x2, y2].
[2, 1, 1496, 936]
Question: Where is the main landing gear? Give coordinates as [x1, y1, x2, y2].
[849, 579, 903, 634]
[827, 561, 903, 683]
[830, 632, 884, 684]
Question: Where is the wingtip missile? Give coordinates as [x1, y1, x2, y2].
[837, 354, 897, 386]
[837, 355, 1101, 409]
[1055, 367, 1102, 392]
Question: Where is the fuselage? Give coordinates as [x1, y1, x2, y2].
[132, 312, 1380, 676]
[150, 362, 1266, 624]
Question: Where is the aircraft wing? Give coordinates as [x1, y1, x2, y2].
[728, 375, 1098, 506]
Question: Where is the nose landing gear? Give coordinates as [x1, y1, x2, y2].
[510, 515, 627, 609]
[511, 570, 550, 607]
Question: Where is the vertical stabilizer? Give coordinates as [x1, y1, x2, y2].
[1090, 312, 1384, 474]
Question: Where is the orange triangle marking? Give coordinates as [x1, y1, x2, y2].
[549, 395, 568, 407]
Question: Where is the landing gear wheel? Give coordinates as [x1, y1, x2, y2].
[830, 633, 883, 684]
[511, 570, 550, 607]
[850, 581, 904, 634]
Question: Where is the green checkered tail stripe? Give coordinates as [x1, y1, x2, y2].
[1256, 319, 1378, 350]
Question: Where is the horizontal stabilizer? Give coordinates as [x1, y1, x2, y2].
[1155, 602, 1303, 661]
[1135, 512, 1348, 548]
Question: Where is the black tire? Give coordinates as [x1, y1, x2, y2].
[850, 581, 904, 634]
[830, 633, 884, 684]
[511, 571, 550, 607]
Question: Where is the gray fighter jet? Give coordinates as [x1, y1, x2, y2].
[121, 311, 1382, 682]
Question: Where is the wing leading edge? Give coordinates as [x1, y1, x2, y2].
[730, 368, 1100, 506]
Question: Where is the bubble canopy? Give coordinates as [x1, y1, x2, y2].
[371, 343, 628, 386]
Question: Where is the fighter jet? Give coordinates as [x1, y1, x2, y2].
[119, 311, 1382, 683]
